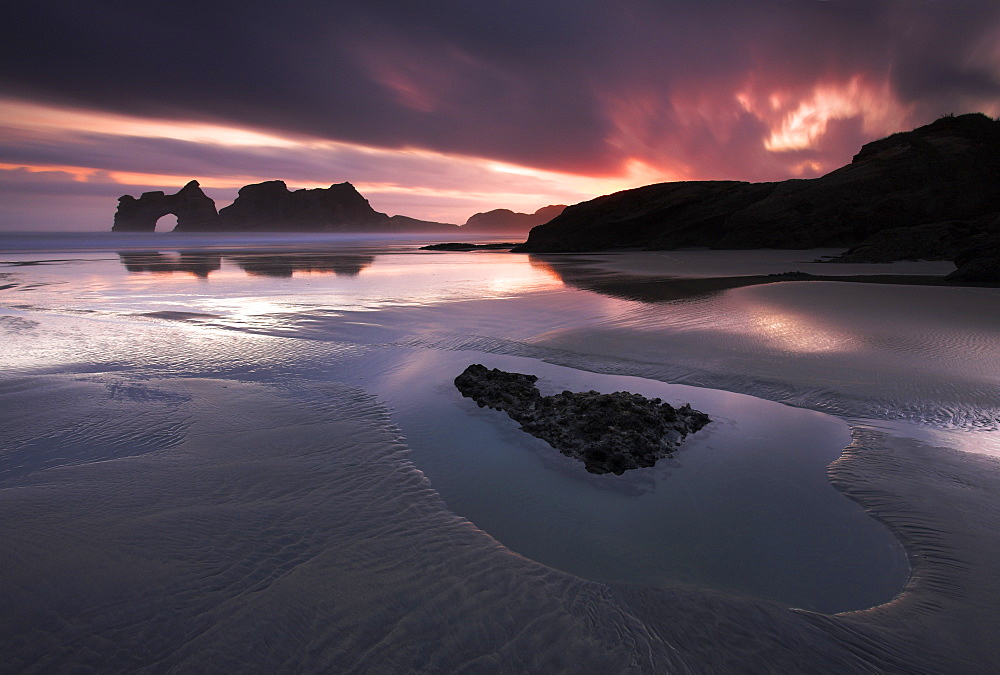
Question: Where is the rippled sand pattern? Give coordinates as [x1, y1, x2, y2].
[0, 370, 953, 673]
[2, 240, 1000, 671]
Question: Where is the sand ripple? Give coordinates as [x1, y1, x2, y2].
[4, 374, 978, 672]
[4, 249, 1000, 671]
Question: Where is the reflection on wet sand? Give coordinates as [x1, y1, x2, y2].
[229, 253, 374, 277]
[117, 252, 375, 278]
[6, 240, 1000, 671]
[118, 252, 221, 278]
[529, 255, 999, 303]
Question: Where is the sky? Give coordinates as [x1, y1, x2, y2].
[1, 0, 999, 231]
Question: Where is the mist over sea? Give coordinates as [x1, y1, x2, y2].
[2, 233, 999, 672]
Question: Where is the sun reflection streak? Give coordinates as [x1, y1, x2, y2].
[746, 305, 853, 354]
[108, 251, 568, 334]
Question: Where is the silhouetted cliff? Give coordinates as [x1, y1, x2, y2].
[513, 114, 1000, 278]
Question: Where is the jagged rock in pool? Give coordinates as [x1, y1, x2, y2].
[454, 364, 710, 475]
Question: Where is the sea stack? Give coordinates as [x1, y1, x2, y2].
[112, 180, 219, 232]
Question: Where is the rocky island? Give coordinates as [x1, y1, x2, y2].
[455, 364, 710, 475]
[514, 113, 1000, 281]
[112, 180, 459, 233]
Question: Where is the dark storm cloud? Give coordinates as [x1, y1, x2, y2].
[1, 0, 998, 176]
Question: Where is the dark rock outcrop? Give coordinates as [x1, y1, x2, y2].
[947, 219, 1000, 281]
[455, 364, 710, 475]
[419, 242, 519, 251]
[214, 180, 386, 231]
[112, 180, 219, 232]
[114, 180, 459, 233]
[463, 205, 566, 234]
[514, 113, 1000, 257]
[832, 213, 1000, 282]
[949, 249, 1000, 282]
[832, 220, 988, 264]
[213, 181, 457, 232]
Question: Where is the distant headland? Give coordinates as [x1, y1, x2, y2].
[112, 180, 566, 236]
[461, 205, 566, 234]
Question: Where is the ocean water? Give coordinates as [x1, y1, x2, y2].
[2, 233, 998, 671]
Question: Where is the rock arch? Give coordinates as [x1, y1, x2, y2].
[112, 180, 219, 232]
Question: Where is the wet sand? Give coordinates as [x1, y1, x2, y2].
[2, 240, 999, 672]
[525, 250, 997, 304]
[4, 366, 997, 672]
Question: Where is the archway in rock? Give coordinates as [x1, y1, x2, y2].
[155, 214, 179, 232]
[112, 181, 220, 232]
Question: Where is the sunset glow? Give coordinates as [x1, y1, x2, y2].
[754, 78, 911, 152]
[0, 99, 304, 148]
[0, 98, 680, 224]
[1, 1, 998, 230]
[4, 3, 1000, 671]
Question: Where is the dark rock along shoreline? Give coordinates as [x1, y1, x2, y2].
[455, 364, 711, 475]
[419, 242, 519, 251]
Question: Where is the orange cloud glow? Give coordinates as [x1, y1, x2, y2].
[0, 98, 669, 224]
[737, 76, 912, 152]
[0, 162, 100, 181]
[0, 98, 305, 148]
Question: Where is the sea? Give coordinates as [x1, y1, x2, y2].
[2, 232, 998, 672]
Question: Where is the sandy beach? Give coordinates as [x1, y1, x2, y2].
[2, 236, 999, 672]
